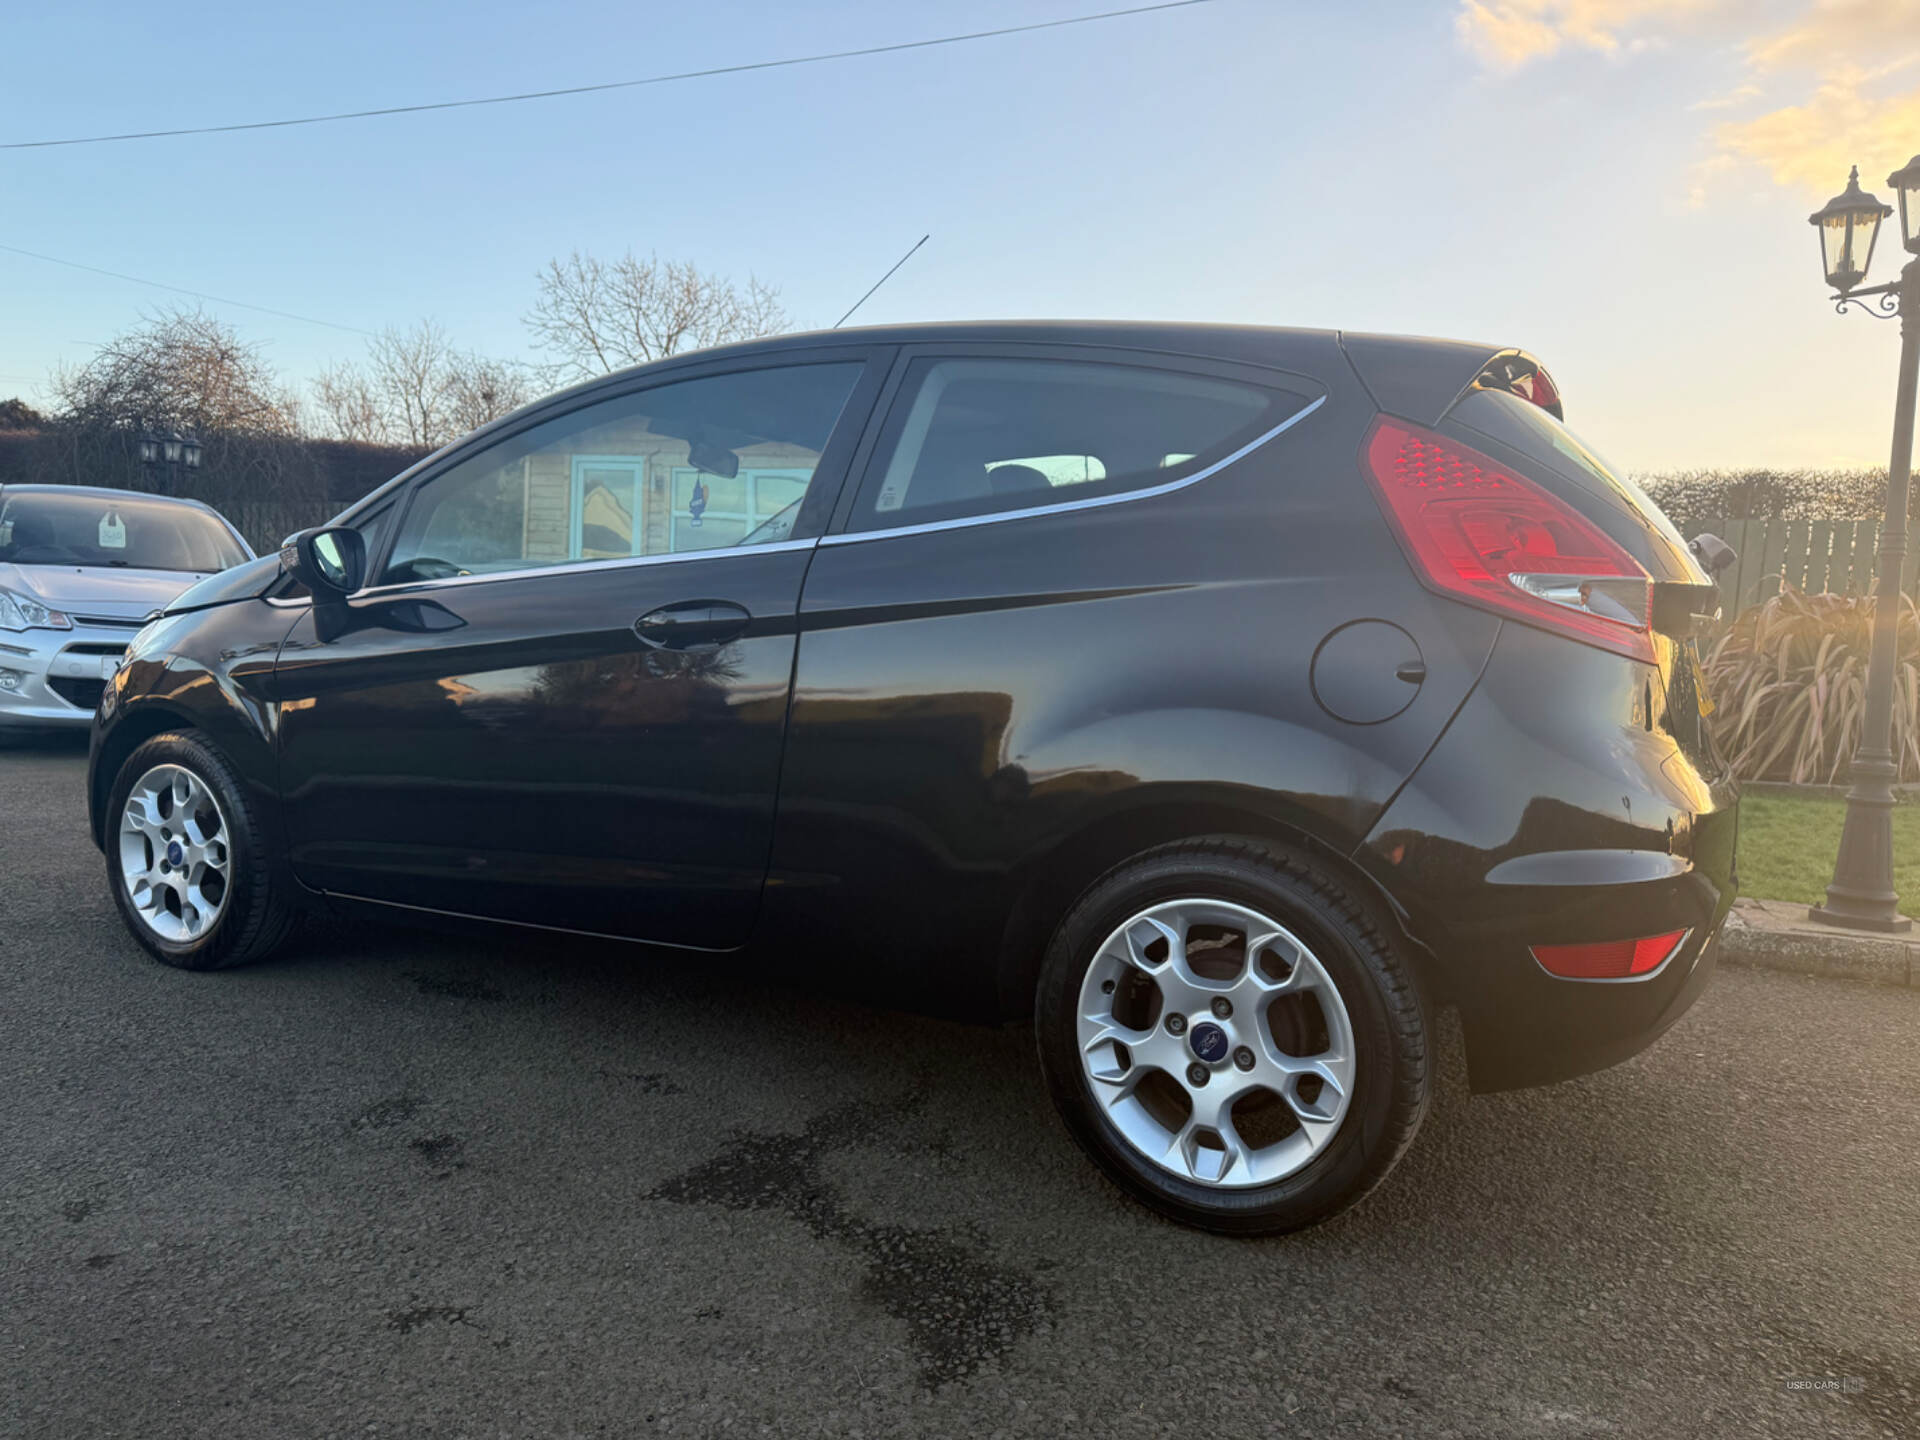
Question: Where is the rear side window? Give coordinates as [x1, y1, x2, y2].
[852, 358, 1307, 531]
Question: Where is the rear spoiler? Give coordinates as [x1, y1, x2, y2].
[1338, 333, 1562, 425]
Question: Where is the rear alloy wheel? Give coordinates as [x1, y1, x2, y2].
[106, 732, 293, 971]
[1036, 839, 1429, 1234]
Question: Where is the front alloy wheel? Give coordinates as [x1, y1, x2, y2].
[118, 763, 232, 942]
[105, 731, 293, 970]
[1037, 838, 1430, 1235]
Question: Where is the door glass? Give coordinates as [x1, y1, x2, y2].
[856, 358, 1305, 531]
[380, 362, 864, 586]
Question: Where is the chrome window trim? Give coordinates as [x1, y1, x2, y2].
[265, 535, 822, 608]
[822, 392, 1326, 547]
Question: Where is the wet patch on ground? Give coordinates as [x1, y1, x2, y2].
[387, 1304, 468, 1333]
[645, 1100, 1049, 1388]
[409, 1133, 466, 1174]
[598, 1069, 682, 1095]
[385, 1303, 509, 1349]
[350, 1094, 421, 1130]
[407, 972, 505, 1003]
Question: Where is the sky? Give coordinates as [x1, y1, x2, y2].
[3, 0, 1919, 473]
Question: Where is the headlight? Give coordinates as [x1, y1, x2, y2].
[0, 586, 72, 633]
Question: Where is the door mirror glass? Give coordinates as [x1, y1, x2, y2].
[280, 526, 367, 598]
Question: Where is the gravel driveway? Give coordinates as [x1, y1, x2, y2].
[4, 737, 1916, 1438]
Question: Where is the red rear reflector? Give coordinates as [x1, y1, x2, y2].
[1531, 930, 1687, 981]
[1361, 418, 1655, 663]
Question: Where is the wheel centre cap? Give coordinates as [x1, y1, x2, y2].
[1188, 1021, 1229, 1064]
[165, 840, 185, 868]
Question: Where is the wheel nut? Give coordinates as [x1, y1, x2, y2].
[1166, 1013, 1187, 1035]
[1100, 979, 1116, 995]
[1211, 997, 1232, 1019]
[1187, 1063, 1209, 1086]
[1233, 1047, 1255, 1071]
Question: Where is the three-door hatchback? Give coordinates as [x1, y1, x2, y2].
[90, 321, 1736, 1233]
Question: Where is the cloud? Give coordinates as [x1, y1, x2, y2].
[1746, 0, 1920, 73]
[1690, 83, 1762, 111]
[1457, 0, 1920, 201]
[1714, 68, 1920, 194]
[1454, 0, 1718, 69]
[1707, 2, 1920, 198]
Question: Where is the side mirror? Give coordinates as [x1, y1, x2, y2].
[1688, 531, 1737, 578]
[279, 526, 366, 599]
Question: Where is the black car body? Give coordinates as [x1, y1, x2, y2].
[89, 322, 1736, 1232]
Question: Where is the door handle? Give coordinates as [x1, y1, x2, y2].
[633, 600, 752, 650]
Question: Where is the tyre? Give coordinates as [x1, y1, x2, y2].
[1035, 837, 1429, 1235]
[105, 731, 293, 971]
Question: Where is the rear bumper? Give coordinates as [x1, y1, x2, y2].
[1355, 622, 1738, 1093]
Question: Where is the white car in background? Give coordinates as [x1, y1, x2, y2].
[0, 485, 252, 729]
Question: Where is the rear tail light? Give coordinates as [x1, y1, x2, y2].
[1531, 929, 1687, 981]
[1362, 418, 1655, 663]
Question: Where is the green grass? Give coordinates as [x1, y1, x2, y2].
[1736, 792, 1920, 914]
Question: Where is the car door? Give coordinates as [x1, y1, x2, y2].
[273, 347, 888, 949]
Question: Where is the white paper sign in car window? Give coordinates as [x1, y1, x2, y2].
[99, 511, 127, 549]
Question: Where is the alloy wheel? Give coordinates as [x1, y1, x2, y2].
[117, 763, 232, 943]
[1075, 898, 1356, 1188]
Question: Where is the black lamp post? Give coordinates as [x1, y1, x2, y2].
[1808, 160, 1920, 932]
[135, 422, 202, 495]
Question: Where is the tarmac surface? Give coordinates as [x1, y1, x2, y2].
[4, 736, 1917, 1437]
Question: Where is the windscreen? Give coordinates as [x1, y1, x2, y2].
[0, 491, 248, 573]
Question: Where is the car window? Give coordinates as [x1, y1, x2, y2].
[854, 358, 1304, 531]
[0, 491, 247, 572]
[380, 362, 864, 587]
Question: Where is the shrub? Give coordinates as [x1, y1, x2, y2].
[1703, 585, 1920, 783]
[1634, 468, 1892, 533]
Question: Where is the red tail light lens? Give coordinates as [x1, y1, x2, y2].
[1362, 418, 1655, 663]
[1531, 929, 1687, 981]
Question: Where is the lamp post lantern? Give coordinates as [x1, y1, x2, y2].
[136, 423, 201, 496]
[1808, 159, 1920, 932]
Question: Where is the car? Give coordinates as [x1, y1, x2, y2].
[0, 485, 253, 729]
[86, 322, 1736, 1234]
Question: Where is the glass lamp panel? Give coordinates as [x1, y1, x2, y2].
[1854, 206, 1884, 279]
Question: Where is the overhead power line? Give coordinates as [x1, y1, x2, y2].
[0, 242, 372, 334]
[0, 1, 1220, 151]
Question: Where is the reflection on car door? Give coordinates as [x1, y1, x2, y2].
[272, 351, 885, 949]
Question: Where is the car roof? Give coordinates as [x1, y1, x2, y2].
[0, 483, 222, 514]
[645, 318, 1351, 368]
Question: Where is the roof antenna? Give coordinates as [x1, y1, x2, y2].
[833, 234, 929, 329]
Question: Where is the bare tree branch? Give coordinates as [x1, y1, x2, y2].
[53, 306, 299, 436]
[524, 251, 791, 382]
[308, 321, 531, 448]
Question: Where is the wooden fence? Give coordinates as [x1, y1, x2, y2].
[1700, 515, 1920, 618]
